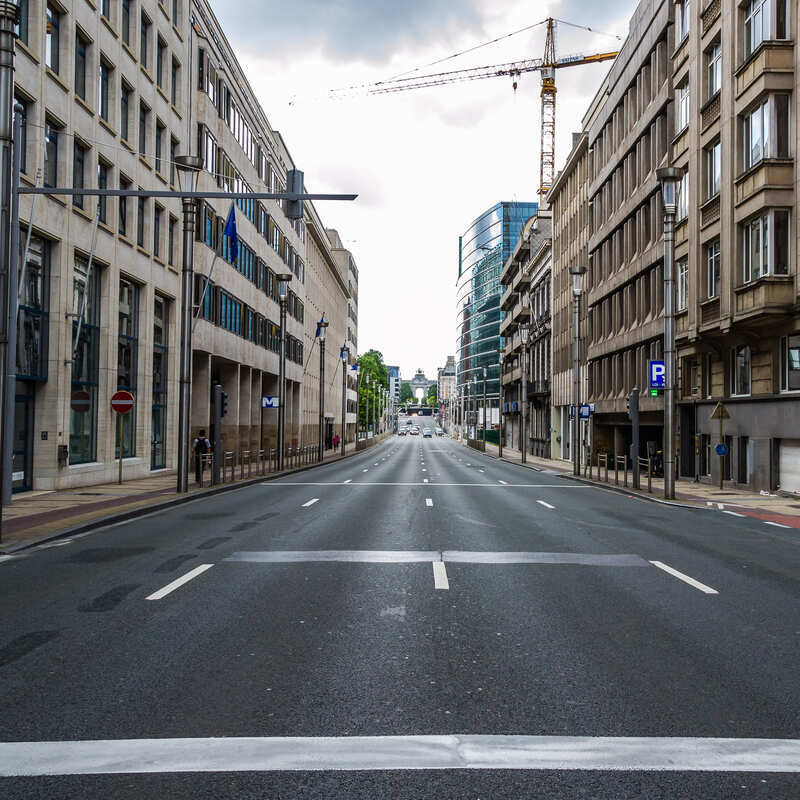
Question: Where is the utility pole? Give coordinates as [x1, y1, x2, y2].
[317, 320, 328, 462]
[569, 266, 586, 477]
[498, 351, 504, 458]
[277, 273, 293, 470]
[340, 345, 348, 456]
[520, 327, 528, 463]
[482, 366, 487, 450]
[628, 387, 640, 489]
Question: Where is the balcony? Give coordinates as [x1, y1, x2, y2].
[736, 41, 795, 99]
[734, 275, 795, 320]
[700, 193, 720, 228]
[700, 91, 721, 132]
[701, 0, 721, 35]
[700, 296, 720, 327]
[735, 159, 794, 207]
[502, 366, 521, 386]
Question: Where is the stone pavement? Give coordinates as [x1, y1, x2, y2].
[0, 441, 368, 553]
[476, 440, 800, 528]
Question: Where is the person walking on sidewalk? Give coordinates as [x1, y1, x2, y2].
[193, 430, 211, 483]
[333, 433, 339, 451]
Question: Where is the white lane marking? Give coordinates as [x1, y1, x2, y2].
[432, 561, 449, 590]
[362, 469, 369, 473]
[423, 478, 429, 483]
[649, 560, 718, 594]
[302, 498, 319, 507]
[0, 555, 16, 565]
[721, 510, 745, 517]
[264, 482, 596, 488]
[764, 520, 791, 528]
[343, 479, 352, 484]
[425, 498, 433, 507]
[422, 468, 427, 472]
[536, 500, 555, 509]
[37, 539, 73, 549]
[146, 564, 214, 600]
[717, 503, 725, 510]
[6, 735, 800, 775]
[498, 480, 508, 485]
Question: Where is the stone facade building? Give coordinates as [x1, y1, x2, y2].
[11, 0, 357, 492]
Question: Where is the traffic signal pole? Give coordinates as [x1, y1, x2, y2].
[628, 387, 640, 489]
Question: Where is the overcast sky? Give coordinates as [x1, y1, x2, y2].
[212, 0, 637, 380]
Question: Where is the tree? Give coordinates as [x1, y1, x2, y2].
[357, 349, 388, 431]
[426, 384, 438, 406]
[400, 382, 413, 403]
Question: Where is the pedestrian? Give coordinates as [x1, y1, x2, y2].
[333, 433, 339, 450]
[193, 429, 211, 483]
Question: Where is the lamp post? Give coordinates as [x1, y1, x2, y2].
[317, 319, 328, 462]
[340, 345, 348, 456]
[569, 265, 586, 477]
[498, 351, 504, 458]
[657, 166, 682, 500]
[520, 293, 530, 464]
[482, 366, 488, 449]
[371, 377, 376, 437]
[276, 272, 293, 470]
[175, 154, 202, 493]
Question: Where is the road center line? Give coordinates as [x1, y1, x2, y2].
[425, 498, 433, 507]
[302, 498, 319, 507]
[432, 561, 449, 590]
[146, 564, 214, 600]
[721, 510, 745, 517]
[536, 500, 555, 509]
[763, 520, 791, 528]
[649, 560, 718, 594]
[343, 479, 352, 484]
[498, 480, 507, 485]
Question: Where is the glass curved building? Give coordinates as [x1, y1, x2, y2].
[456, 201, 538, 434]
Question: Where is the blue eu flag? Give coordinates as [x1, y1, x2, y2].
[223, 203, 238, 262]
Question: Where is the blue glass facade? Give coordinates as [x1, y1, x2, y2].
[456, 201, 538, 409]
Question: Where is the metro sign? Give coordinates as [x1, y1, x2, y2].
[110, 390, 135, 415]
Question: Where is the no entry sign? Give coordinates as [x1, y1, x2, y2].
[70, 389, 91, 413]
[111, 390, 135, 415]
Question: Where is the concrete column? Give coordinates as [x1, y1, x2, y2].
[191, 352, 211, 440]
[239, 366, 251, 452]
[220, 362, 240, 455]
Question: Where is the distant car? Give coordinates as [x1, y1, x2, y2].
[422, 428, 433, 438]
[410, 428, 419, 435]
[397, 429, 407, 436]
[406, 419, 413, 426]
[435, 427, 444, 436]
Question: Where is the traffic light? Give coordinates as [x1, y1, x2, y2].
[220, 391, 228, 417]
[626, 387, 639, 420]
[286, 169, 304, 220]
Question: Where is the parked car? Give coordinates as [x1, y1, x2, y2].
[422, 428, 433, 438]
[398, 428, 407, 436]
[435, 427, 444, 436]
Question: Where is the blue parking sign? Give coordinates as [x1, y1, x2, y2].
[649, 360, 666, 389]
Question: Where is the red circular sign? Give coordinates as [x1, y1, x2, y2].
[111, 390, 135, 415]
[70, 389, 91, 414]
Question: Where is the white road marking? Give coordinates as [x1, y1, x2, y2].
[422, 468, 427, 472]
[764, 520, 791, 529]
[146, 564, 214, 600]
[432, 561, 449, 590]
[536, 500, 555, 509]
[423, 478, 429, 483]
[425, 498, 433, 507]
[265, 482, 595, 488]
[343, 479, 352, 484]
[37, 539, 73, 549]
[0, 555, 16, 565]
[362, 469, 369, 472]
[498, 480, 508, 485]
[302, 498, 319, 507]
[721, 510, 745, 517]
[717, 503, 725, 510]
[649, 560, 718, 594]
[6, 735, 800, 775]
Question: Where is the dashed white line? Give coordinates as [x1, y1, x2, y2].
[536, 500, 555, 509]
[423, 478, 429, 483]
[432, 561, 449, 590]
[363, 469, 369, 473]
[764, 520, 791, 529]
[721, 510, 745, 517]
[343, 479, 352, 484]
[498, 480, 508, 485]
[422, 468, 427, 472]
[146, 564, 214, 600]
[649, 560, 718, 594]
[302, 498, 319, 507]
[425, 498, 433, 507]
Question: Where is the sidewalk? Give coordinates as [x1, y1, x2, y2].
[477, 441, 800, 528]
[0, 441, 363, 553]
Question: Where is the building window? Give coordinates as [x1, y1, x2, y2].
[152, 296, 168, 469]
[745, 0, 790, 59]
[706, 141, 721, 198]
[676, 81, 689, 132]
[171, 58, 180, 106]
[140, 12, 151, 70]
[98, 60, 111, 121]
[676, 0, 690, 42]
[170, 137, 177, 186]
[45, 4, 61, 74]
[97, 161, 109, 224]
[74, 31, 89, 101]
[172, 0, 180, 25]
[122, 0, 131, 47]
[677, 258, 688, 311]
[168, 215, 176, 265]
[155, 121, 164, 174]
[153, 205, 162, 257]
[156, 37, 166, 88]
[703, 352, 713, 397]
[120, 82, 131, 142]
[780, 334, 800, 392]
[15, 0, 28, 45]
[101, 0, 111, 19]
[139, 102, 149, 157]
[117, 278, 139, 458]
[706, 42, 721, 98]
[137, 193, 146, 248]
[706, 238, 720, 298]
[742, 94, 790, 171]
[119, 175, 131, 237]
[742, 209, 790, 282]
[677, 171, 689, 220]
[731, 344, 751, 396]
[70, 256, 100, 465]
[72, 141, 86, 208]
[17, 234, 50, 381]
[15, 98, 27, 174]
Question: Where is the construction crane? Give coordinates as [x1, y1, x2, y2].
[362, 19, 619, 204]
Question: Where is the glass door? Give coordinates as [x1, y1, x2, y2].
[13, 392, 32, 492]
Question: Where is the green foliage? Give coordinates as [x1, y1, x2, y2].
[357, 349, 388, 429]
[426, 384, 438, 405]
[400, 382, 413, 403]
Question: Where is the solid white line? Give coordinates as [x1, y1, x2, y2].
[302, 498, 319, 507]
[432, 561, 449, 590]
[425, 498, 433, 507]
[498, 480, 507, 485]
[763, 520, 791, 528]
[264, 482, 595, 488]
[536, 500, 555, 509]
[649, 560, 718, 594]
[145, 564, 214, 600]
[5, 735, 800, 775]
[343, 479, 352, 484]
[721, 510, 745, 517]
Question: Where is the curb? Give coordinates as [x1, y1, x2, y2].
[2, 443, 381, 555]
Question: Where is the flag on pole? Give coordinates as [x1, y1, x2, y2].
[223, 203, 238, 262]
[315, 314, 325, 338]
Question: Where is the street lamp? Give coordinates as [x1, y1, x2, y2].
[498, 350, 504, 459]
[569, 265, 587, 477]
[482, 365, 488, 450]
[175, 154, 202, 493]
[340, 344, 348, 456]
[657, 166, 682, 500]
[277, 272, 293, 470]
[317, 319, 329, 462]
[371, 377, 376, 436]
[520, 292, 530, 464]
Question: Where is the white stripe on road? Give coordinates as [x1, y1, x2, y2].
[145, 564, 214, 600]
[302, 498, 319, 507]
[423, 478, 429, 483]
[362, 469, 369, 472]
[498, 480, 507, 485]
[536, 500, 555, 509]
[0, 555, 16, 565]
[265, 482, 595, 488]
[721, 510, 745, 517]
[649, 560, 718, 594]
[425, 498, 433, 507]
[432, 561, 449, 590]
[422, 468, 427, 472]
[5, 735, 800, 775]
[763, 521, 791, 529]
[343, 479, 352, 484]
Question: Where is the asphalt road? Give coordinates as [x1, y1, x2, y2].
[2, 427, 800, 798]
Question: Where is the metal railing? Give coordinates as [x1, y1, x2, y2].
[638, 456, 653, 493]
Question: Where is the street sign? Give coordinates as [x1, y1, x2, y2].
[70, 389, 91, 413]
[715, 443, 729, 457]
[579, 404, 592, 419]
[110, 390, 135, 415]
[262, 396, 280, 409]
[649, 360, 666, 388]
[710, 401, 730, 420]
